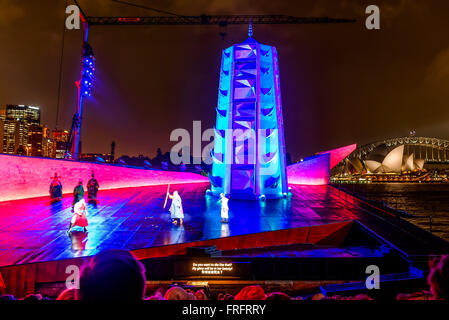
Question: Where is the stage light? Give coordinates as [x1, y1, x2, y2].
[82, 88, 92, 97]
[80, 41, 95, 99]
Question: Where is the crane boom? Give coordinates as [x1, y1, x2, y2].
[86, 14, 356, 26]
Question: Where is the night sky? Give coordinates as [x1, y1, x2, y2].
[1, 0, 448, 161]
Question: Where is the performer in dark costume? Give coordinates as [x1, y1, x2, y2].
[72, 180, 85, 209]
[49, 173, 63, 202]
[87, 172, 99, 204]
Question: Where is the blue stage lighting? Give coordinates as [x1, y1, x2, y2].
[209, 29, 289, 200]
[80, 41, 95, 98]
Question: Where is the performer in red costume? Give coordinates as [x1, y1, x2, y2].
[68, 199, 89, 233]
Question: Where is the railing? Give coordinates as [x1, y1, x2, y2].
[330, 183, 437, 235]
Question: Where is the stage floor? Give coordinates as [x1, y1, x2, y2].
[0, 183, 362, 267]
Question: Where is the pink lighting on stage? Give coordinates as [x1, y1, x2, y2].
[287, 144, 356, 185]
[287, 153, 331, 185]
[317, 143, 357, 169]
[0, 154, 208, 202]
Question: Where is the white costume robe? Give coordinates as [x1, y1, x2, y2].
[220, 196, 229, 220]
[169, 193, 184, 219]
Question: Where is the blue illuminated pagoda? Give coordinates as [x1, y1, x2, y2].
[209, 23, 288, 200]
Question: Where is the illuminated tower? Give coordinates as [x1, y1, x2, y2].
[209, 23, 288, 200]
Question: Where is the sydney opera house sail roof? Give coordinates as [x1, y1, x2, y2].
[404, 154, 425, 171]
[365, 145, 405, 173]
[364, 145, 424, 173]
[335, 136, 449, 175]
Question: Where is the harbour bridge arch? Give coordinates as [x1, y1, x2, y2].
[349, 136, 449, 163]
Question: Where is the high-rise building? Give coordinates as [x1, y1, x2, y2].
[2, 104, 40, 154]
[111, 141, 116, 162]
[42, 127, 53, 158]
[27, 124, 44, 157]
[52, 129, 69, 159]
[0, 107, 5, 153]
[209, 26, 288, 199]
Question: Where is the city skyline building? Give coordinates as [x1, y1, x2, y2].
[0, 107, 5, 152]
[2, 104, 40, 154]
[51, 129, 70, 159]
[26, 125, 52, 158]
[42, 126, 53, 158]
[27, 124, 44, 157]
[0, 104, 110, 161]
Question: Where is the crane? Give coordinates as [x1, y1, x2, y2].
[65, 0, 356, 160]
[86, 15, 356, 26]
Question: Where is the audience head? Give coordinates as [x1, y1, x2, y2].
[311, 293, 325, 300]
[265, 292, 291, 300]
[164, 286, 197, 300]
[79, 249, 146, 300]
[218, 293, 234, 300]
[21, 293, 43, 301]
[428, 254, 449, 300]
[353, 294, 373, 300]
[146, 292, 165, 300]
[56, 288, 78, 300]
[195, 289, 208, 300]
[234, 285, 266, 300]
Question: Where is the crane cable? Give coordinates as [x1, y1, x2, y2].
[110, 0, 182, 17]
[55, 0, 68, 130]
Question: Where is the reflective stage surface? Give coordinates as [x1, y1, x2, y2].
[0, 183, 361, 267]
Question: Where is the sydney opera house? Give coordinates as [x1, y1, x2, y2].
[332, 136, 449, 182]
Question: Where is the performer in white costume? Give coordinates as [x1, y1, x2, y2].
[68, 199, 89, 233]
[168, 190, 184, 225]
[219, 193, 229, 223]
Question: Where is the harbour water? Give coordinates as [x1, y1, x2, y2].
[334, 183, 449, 241]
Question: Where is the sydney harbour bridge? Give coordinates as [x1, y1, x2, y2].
[348, 136, 449, 163]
